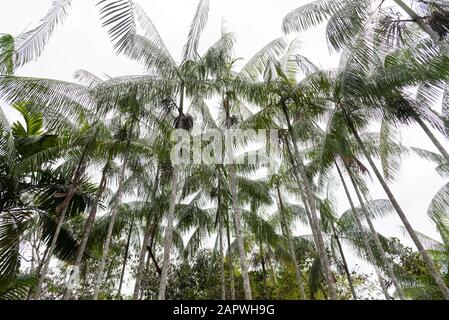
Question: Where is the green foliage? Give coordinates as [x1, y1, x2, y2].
[1, 0, 449, 301]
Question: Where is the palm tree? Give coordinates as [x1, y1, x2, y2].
[97, 0, 214, 300]
[0, 96, 99, 300]
[282, 0, 449, 164]
[282, 0, 449, 53]
[303, 28, 449, 298]
[0, 0, 72, 72]
[91, 96, 140, 299]
[0, 103, 96, 298]
[309, 116, 407, 298]
[268, 172, 307, 299]
[396, 146, 449, 298]
[240, 38, 339, 298]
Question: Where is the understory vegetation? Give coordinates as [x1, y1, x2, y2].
[0, 0, 449, 300]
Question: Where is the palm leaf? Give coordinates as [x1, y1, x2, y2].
[183, 0, 210, 61]
[13, 0, 72, 67]
[0, 274, 38, 300]
[325, 0, 371, 52]
[427, 182, 449, 245]
[238, 38, 287, 81]
[0, 34, 15, 75]
[133, 4, 174, 62]
[97, 0, 136, 53]
[282, 0, 350, 34]
[73, 69, 104, 88]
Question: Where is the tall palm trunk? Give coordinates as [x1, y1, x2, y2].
[281, 103, 337, 299]
[157, 165, 179, 300]
[285, 141, 321, 253]
[132, 217, 152, 299]
[276, 184, 306, 300]
[34, 147, 88, 299]
[346, 118, 449, 299]
[413, 114, 449, 164]
[228, 166, 252, 300]
[219, 218, 226, 300]
[226, 210, 236, 300]
[224, 97, 252, 300]
[132, 167, 160, 299]
[217, 180, 226, 300]
[336, 163, 391, 299]
[331, 224, 358, 300]
[158, 84, 190, 300]
[93, 119, 135, 300]
[117, 224, 133, 297]
[62, 158, 110, 300]
[344, 162, 405, 299]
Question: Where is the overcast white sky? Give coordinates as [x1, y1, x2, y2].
[1, 0, 448, 274]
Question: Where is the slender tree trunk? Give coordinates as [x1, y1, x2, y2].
[158, 166, 179, 300]
[336, 163, 391, 300]
[148, 242, 162, 276]
[132, 167, 160, 299]
[93, 120, 135, 300]
[331, 224, 358, 300]
[225, 212, 236, 300]
[29, 244, 49, 300]
[217, 179, 226, 300]
[63, 159, 110, 300]
[347, 118, 449, 299]
[285, 140, 321, 251]
[117, 225, 133, 298]
[142, 254, 151, 299]
[30, 238, 36, 273]
[34, 210, 69, 299]
[276, 184, 306, 300]
[414, 114, 449, 163]
[228, 165, 252, 300]
[281, 103, 337, 299]
[34, 147, 88, 299]
[219, 219, 226, 300]
[133, 216, 161, 300]
[344, 162, 405, 299]
[226, 210, 236, 300]
[132, 218, 150, 299]
[104, 252, 118, 285]
[224, 96, 252, 300]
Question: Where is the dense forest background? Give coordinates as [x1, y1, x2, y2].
[0, 0, 449, 300]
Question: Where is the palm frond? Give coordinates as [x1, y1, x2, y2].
[427, 182, 449, 246]
[122, 35, 177, 77]
[282, 0, 350, 34]
[183, 0, 210, 62]
[97, 0, 136, 53]
[13, 0, 72, 67]
[443, 82, 449, 136]
[239, 38, 288, 81]
[0, 34, 15, 75]
[73, 69, 104, 88]
[0, 76, 95, 123]
[0, 274, 38, 300]
[325, 0, 371, 52]
[133, 4, 174, 61]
